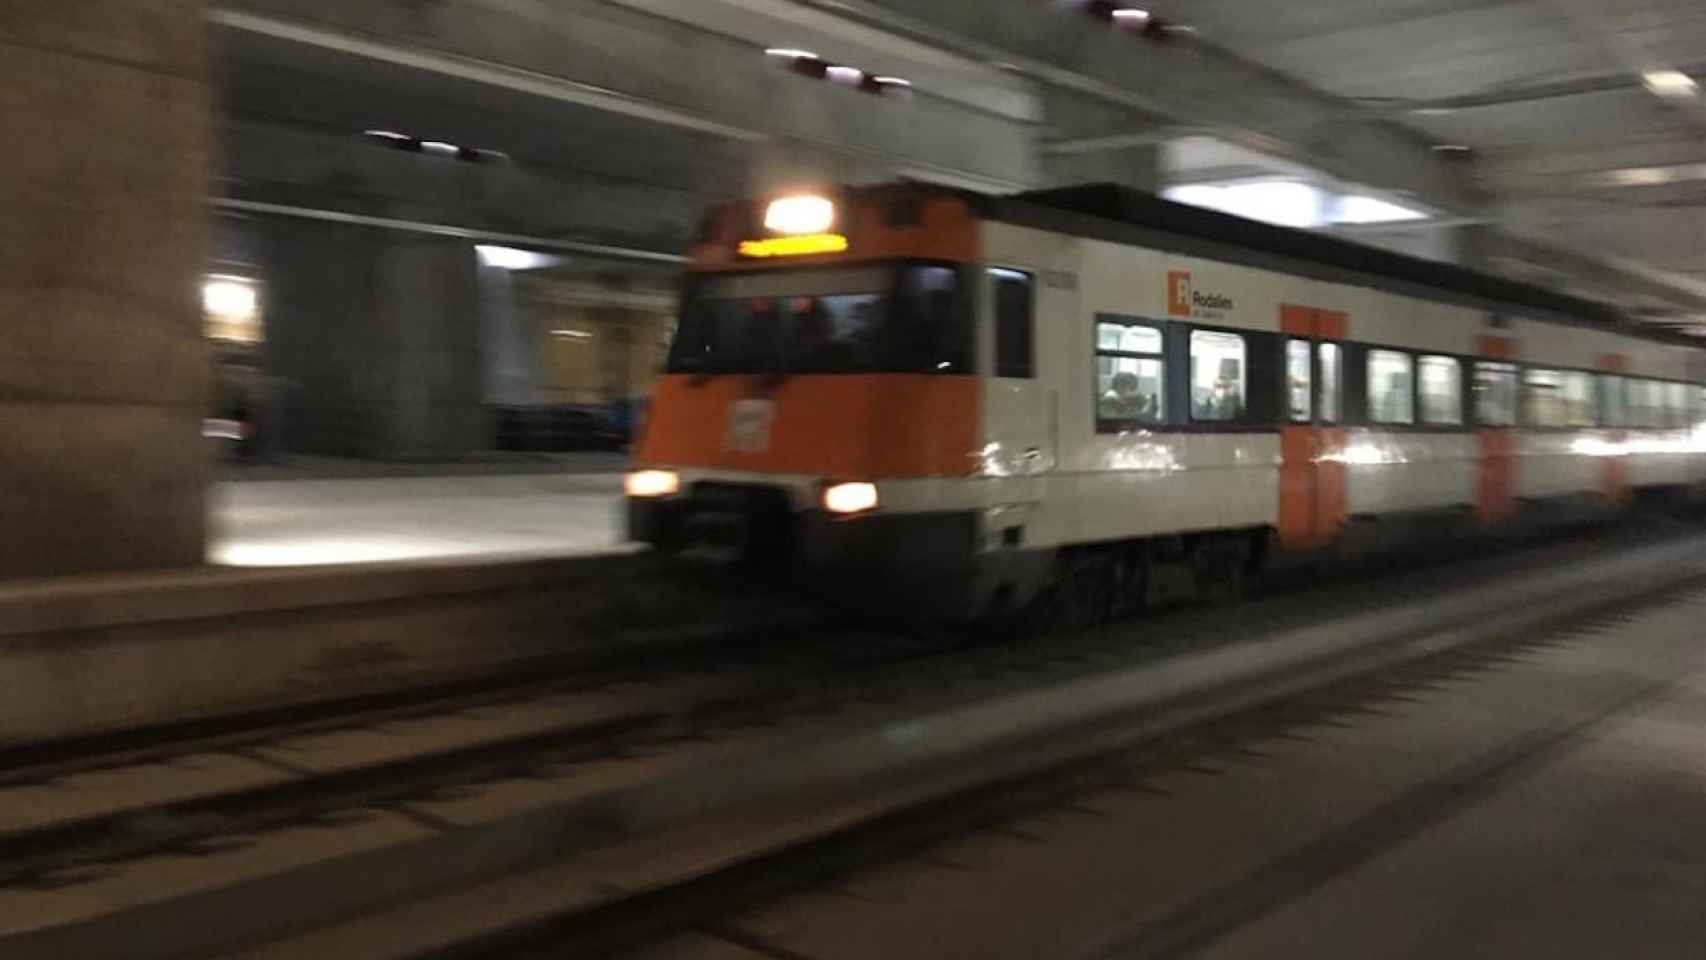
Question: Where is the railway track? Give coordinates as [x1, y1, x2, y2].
[0, 519, 1701, 958]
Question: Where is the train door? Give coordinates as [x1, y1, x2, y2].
[982, 265, 1062, 543]
[1277, 305, 1348, 549]
[984, 266, 1050, 467]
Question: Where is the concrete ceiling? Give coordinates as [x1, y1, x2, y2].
[1160, 0, 1706, 293]
[210, 0, 1706, 326]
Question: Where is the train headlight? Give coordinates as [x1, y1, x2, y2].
[764, 195, 836, 235]
[625, 469, 681, 499]
[822, 481, 879, 516]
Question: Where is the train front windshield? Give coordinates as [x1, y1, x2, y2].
[668, 263, 970, 376]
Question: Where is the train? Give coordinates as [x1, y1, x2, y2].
[625, 181, 1706, 623]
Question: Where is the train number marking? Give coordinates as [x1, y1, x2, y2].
[725, 399, 777, 453]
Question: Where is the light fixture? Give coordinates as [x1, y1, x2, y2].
[364, 129, 506, 163]
[1065, 2, 1186, 39]
[764, 196, 837, 235]
[550, 329, 595, 341]
[625, 470, 681, 499]
[1642, 70, 1698, 99]
[203, 278, 258, 321]
[1335, 195, 1428, 225]
[476, 245, 556, 271]
[1608, 167, 1673, 187]
[1164, 180, 1324, 228]
[822, 481, 879, 516]
[1432, 144, 1473, 153]
[765, 48, 912, 96]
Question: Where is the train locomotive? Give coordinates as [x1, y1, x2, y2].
[626, 182, 1706, 621]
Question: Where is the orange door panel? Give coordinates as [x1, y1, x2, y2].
[1476, 335, 1519, 526]
[1598, 353, 1629, 505]
[1276, 306, 1347, 550]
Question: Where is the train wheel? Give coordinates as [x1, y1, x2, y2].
[1196, 534, 1252, 603]
[1047, 552, 1115, 633]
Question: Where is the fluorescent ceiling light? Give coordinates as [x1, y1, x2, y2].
[1643, 70, 1698, 98]
[1335, 195, 1429, 225]
[764, 48, 818, 59]
[476, 245, 556, 270]
[203, 278, 258, 320]
[1603, 162, 1706, 187]
[1166, 181, 1324, 228]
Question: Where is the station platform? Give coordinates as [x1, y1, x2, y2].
[209, 456, 630, 566]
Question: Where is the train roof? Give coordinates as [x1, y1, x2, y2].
[954, 182, 1690, 348]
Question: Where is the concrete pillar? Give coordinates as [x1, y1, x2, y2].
[258, 218, 486, 459]
[477, 265, 543, 408]
[0, 4, 213, 578]
[382, 240, 485, 459]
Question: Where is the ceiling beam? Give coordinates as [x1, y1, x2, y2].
[212, 1, 1036, 191]
[778, 0, 1481, 213]
[1358, 62, 1705, 116]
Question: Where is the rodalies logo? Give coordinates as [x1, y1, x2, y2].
[1167, 271, 1235, 318]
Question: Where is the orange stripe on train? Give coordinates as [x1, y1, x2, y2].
[635, 374, 981, 479]
[1276, 305, 1347, 550]
[1598, 352, 1630, 504]
[1476, 335, 1519, 525]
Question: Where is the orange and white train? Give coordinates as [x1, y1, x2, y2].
[626, 182, 1706, 620]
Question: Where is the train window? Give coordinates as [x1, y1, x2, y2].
[1523, 369, 1567, 428]
[1644, 381, 1671, 429]
[1557, 372, 1594, 428]
[1418, 356, 1462, 425]
[1099, 323, 1162, 354]
[1286, 340, 1312, 422]
[1667, 381, 1690, 429]
[1646, 380, 1669, 429]
[1474, 362, 1518, 427]
[1599, 374, 1627, 428]
[1646, 380, 1668, 428]
[1095, 317, 1165, 431]
[1629, 379, 1661, 428]
[992, 268, 1034, 379]
[1190, 331, 1246, 422]
[892, 265, 971, 374]
[669, 264, 970, 375]
[782, 293, 884, 372]
[1318, 343, 1342, 424]
[1368, 350, 1415, 425]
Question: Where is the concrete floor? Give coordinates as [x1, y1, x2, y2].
[630, 590, 1706, 960]
[208, 470, 629, 566]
